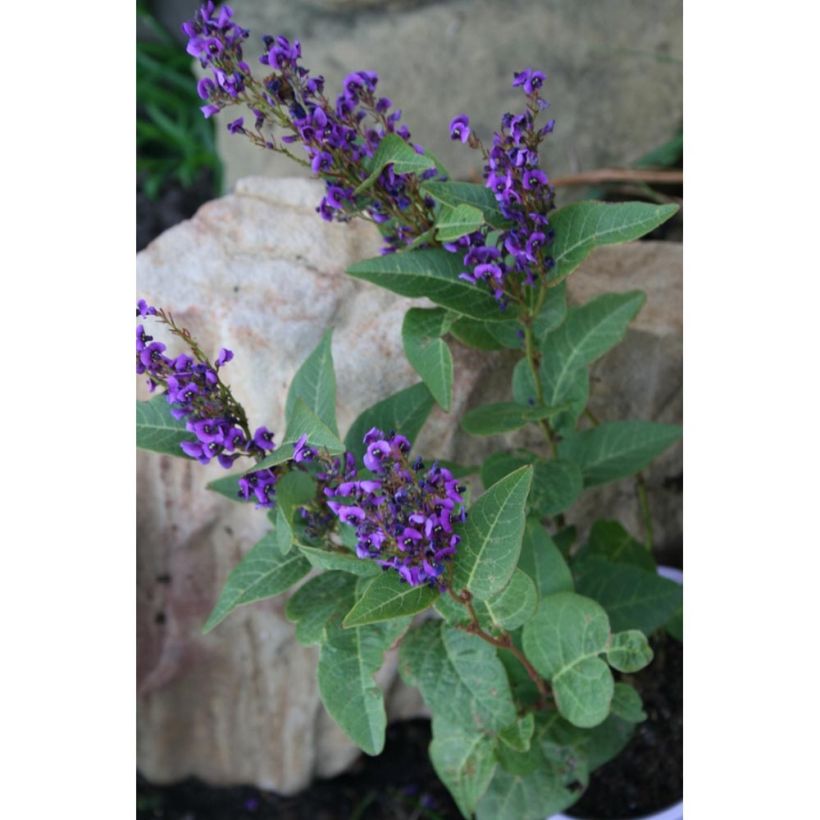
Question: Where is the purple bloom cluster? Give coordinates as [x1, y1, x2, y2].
[446, 69, 557, 305]
[316, 428, 465, 587]
[136, 301, 281, 507]
[182, 3, 442, 253]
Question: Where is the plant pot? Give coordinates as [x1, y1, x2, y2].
[550, 565, 683, 820]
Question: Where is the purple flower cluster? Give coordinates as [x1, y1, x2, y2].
[182, 3, 442, 253]
[136, 301, 281, 506]
[446, 69, 557, 305]
[317, 429, 465, 587]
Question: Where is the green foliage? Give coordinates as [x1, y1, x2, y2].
[558, 420, 682, 487]
[429, 716, 498, 818]
[539, 291, 646, 408]
[347, 249, 509, 321]
[453, 466, 534, 600]
[285, 572, 357, 645]
[206, 472, 246, 502]
[522, 592, 614, 727]
[435, 203, 486, 242]
[607, 630, 654, 672]
[498, 713, 535, 752]
[519, 518, 574, 598]
[610, 683, 647, 723]
[354, 134, 435, 194]
[461, 403, 563, 436]
[402, 308, 454, 410]
[285, 330, 338, 435]
[344, 382, 434, 459]
[203, 534, 311, 633]
[296, 544, 382, 577]
[448, 315, 507, 350]
[137, 1, 221, 198]
[399, 621, 517, 732]
[136, 396, 195, 456]
[251, 399, 345, 471]
[421, 181, 511, 229]
[318, 612, 410, 755]
[547, 201, 679, 285]
[575, 557, 682, 634]
[575, 520, 657, 572]
[342, 572, 439, 627]
[484, 569, 538, 630]
[532, 282, 567, 340]
[531, 459, 583, 516]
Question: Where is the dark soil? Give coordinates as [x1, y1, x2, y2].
[137, 720, 460, 820]
[568, 631, 683, 819]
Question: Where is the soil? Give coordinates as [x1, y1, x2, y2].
[137, 720, 460, 820]
[568, 631, 683, 819]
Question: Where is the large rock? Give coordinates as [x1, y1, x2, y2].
[137, 176, 681, 790]
[155, 0, 681, 190]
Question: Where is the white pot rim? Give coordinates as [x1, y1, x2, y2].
[550, 564, 683, 820]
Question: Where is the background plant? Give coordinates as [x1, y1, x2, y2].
[136, 5, 682, 817]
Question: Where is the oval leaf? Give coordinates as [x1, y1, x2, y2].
[607, 630, 654, 673]
[136, 396, 195, 456]
[285, 329, 338, 434]
[402, 308, 454, 411]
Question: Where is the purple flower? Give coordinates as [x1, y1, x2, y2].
[512, 68, 546, 95]
[227, 117, 244, 134]
[252, 426, 275, 452]
[449, 114, 471, 143]
[201, 103, 220, 118]
[292, 434, 316, 463]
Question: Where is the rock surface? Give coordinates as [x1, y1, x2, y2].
[155, 0, 681, 191]
[137, 176, 681, 790]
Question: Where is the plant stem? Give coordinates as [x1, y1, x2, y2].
[449, 588, 552, 707]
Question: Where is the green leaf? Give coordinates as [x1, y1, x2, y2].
[273, 505, 293, 555]
[539, 291, 646, 407]
[548, 201, 679, 285]
[530, 459, 583, 517]
[551, 367, 589, 436]
[519, 517, 574, 598]
[607, 630, 654, 673]
[484, 569, 537, 630]
[453, 466, 533, 600]
[203, 534, 311, 632]
[402, 308, 454, 411]
[435, 203, 485, 242]
[136, 396, 195, 456]
[421, 180, 510, 229]
[480, 450, 537, 490]
[532, 282, 567, 340]
[486, 321, 525, 350]
[575, 557, 682, 634]
[476, 763, 580, 820]
[206, 471, 245, 502]
[318, 614, 410, 755]
[461, 403, 562, 436]
[522, 592, 614, 727]
[296, 544, 381, 577]
[251, 399, 345, 471]
[610, 682, 647, 723]
[348, 249, 507, 322]
[343, 572, 438, 627]
[276, 470, 316, 516]
[498, 713, 535, 752]
[354, 134, 435, 194]
[511, 359, 538, 406]
[448, 315, 506, 350]
[575, 520, 656, 572]
[285, 329, 338, 434]
[344, 382, 434, 459]
[430, 716, 497, 818]
[558, 421, 682, 487]
[285, 572, 357, 645]
[586, 714, 636, 770]
[399, 621, 517, 732]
